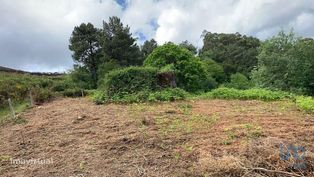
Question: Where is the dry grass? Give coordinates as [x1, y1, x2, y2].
[0, 98, 313, 176]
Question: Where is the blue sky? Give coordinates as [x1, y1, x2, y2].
[0, 0, 314, 72]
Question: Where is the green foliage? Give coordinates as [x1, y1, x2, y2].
[62, 88, 86, 98]
[0, 102, 29, 124]
[102, 16, 143, 66]
[179, 40, 197, 55]
[226, 73, 252, 90]
[141, 39, 158, 57]
[147, 88, 188, 101]
[0, 72, 66, 107]
[70, 66, 94, 89]
[201, 58, 226, 83]
[31, 88, 55, 104]
[97, 60, 120, 83]
[202, 87, 291, 101]
[99, 66, 158, 97]
[201, 32, 260, 76]
[252, 30, 314, 95]
[52, 76, 74, 92]
[69, 23, 102, 88]
[295, 96, 314, 113]
[144, 43, 211, 92]
[92, 88, 188, 104]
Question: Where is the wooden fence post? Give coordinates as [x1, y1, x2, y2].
[29, 89, 34, 107]
[8, 98, 16, 119]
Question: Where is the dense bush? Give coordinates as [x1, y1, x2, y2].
[98, 66, 158, 97]
[92, 88, 188, 104]
[226, 73, 252, 90]
[62, 88, 86, 97]
[201, 58, 226, 84]
[252, 31, 314, 95]
[70, 66, 94, 89]
[52, 76, 74, 92]
[97, 60, 120, 79]
[32, 88, 55, 104]
[295, 96, 314, 113]
[147, 88, 188, 101]
[0, 72, 73, 108]
[144, 43, 212, 92]
[202, 87, 291, 101]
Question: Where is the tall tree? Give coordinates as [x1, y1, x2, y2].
[101, 16, 142, 66]
[179, 40, 197, 55]
[252, 30, 314, 95]
[200, 32, 260, 77]
[69, 23, 102, 88]
[141, 39, 157, 57]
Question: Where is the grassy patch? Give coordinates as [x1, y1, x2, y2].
[156, 113, 219, 136]
[0, 102, 29, 124]
[92, 88, 188, 104]
[199, 87, 293, 101]
[222, 124, 262, 145]
[295, 96, 314, 113]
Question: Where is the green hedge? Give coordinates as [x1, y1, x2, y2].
[92, 88, 188, 104]
[98, 66, 159, 97]
[144, 43, 212, 92]
[201, 87, 292, 101]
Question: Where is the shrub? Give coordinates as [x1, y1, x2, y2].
[202, 87, 291, 101]
[92, 91, 108, 105]
[70, 66, 94, 89]
[202, 58, 226, 84]
[98, 66, 158, 97]
[32, 88, 55, 104]
[295, 96, 314, 113]
[97, 60, 120, 83]
[92, 88, 188, 104]
[144, 43, 211, 92]
[62, 88, 86, 97]
[52, 77, 74, 92]
[148, 88, 188, 102]
[0, 72, 65, 107]
[226, 73, 252, 90]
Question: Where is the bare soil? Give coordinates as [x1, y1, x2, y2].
[0, 98, 314, 177]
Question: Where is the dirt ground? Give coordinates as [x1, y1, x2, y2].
[0, 98, 314, 177]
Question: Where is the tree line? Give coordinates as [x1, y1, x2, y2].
[69, 16, 314, 95]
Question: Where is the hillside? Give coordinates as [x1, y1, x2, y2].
[0, 66, 63, 76]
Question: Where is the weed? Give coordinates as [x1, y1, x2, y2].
[295, 96, 314, 113]
[222, 124, 262, 145]
[79, 161, 86, 171]
[200, 87, 292, 101]
[177, 103, 192, 115]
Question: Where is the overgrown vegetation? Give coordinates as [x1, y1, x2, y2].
[295, 96, 314, 113]
[93, 88, 188, 104]
[0, 71, 84, 120]
[200, 87, 292, 101]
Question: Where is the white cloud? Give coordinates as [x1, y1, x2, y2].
[0, 0, 122, 72]
[152, 0, 314, 45]
[0, 0, 314, 72]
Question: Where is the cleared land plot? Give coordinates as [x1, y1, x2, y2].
[0, 98, 314, 176]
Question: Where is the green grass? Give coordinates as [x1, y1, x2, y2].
[0, 102, 29, 124]
[199, 87, 293, 101]
[295, 96, 314, 113]
[92, 88, 188, 104]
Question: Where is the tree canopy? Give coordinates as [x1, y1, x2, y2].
[101, 16, 142, 66]
[69, 23, 102, 88]
[201, 32, 260, 77]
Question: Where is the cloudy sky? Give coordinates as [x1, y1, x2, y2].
[0, 0, 314, 72]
